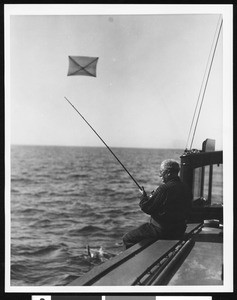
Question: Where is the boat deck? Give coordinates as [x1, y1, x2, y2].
[168, 226, 223, 285]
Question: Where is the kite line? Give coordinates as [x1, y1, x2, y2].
[64, 96, 142, 191]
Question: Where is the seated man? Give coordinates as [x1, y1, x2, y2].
[123, 159, 192, 249]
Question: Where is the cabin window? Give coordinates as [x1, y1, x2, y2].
[211, 164, 223, 205]
[193, 167, 203, 199]
[192, 163, 223, 206]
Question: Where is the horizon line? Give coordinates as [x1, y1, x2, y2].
[10, 143, 186, 151]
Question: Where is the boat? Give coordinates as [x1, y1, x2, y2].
[68, 138, 223, 286]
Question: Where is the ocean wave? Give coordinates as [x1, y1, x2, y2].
[68, 225, 105, 236]
[30, 218, 52, 228]
[18, 243, 68, 257]
[57, 274, 79, 286]
[21, 208, 45, 214]
[68, 174, 88, 179]
[11, 177, 35, 184]
[11, 263, 28, 274]
[61, 192, 83, 197]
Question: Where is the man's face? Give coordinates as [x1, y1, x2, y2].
[159, 167, 169, 182]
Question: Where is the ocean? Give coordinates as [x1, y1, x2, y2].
[10, 145, 222, 286]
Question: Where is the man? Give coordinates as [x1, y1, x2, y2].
[122, 159, 192, 249]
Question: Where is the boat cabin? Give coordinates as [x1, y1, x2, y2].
[181, 138, 223, 223]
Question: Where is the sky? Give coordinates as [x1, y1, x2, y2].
[6, 5, 231, 150]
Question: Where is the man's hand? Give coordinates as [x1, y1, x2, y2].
[139, 186, 147, 196]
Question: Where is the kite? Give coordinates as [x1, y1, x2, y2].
[67, 56, 99, 77]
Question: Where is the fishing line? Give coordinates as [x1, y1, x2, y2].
[64, 96, 142, 190]
[186, 16, 223, 150]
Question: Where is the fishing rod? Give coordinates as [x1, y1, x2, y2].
[64, 96, 142, 191]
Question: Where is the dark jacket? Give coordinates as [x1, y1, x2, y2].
[139, 176, 192, 230]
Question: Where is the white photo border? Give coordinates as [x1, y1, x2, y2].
[4, 3, 233, 294]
